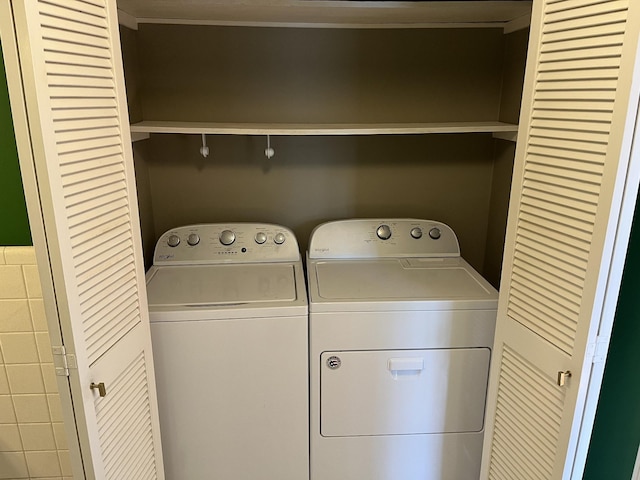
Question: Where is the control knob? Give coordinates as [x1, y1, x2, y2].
[167, 234, 180, 247]
[255, 232, 267, 244]
[219, 230, 236, 246]
[187, 233, 200, 246]
[274, 233, 286, 245]
[410, 227, 423, 239]
[376, 225, 392, 240]
[429, 227, 442, 240]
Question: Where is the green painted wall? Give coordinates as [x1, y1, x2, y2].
[584, 193, 640, 479]
[0, 42, 31, 246]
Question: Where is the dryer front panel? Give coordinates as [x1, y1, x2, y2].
[320, 348, 490, 437]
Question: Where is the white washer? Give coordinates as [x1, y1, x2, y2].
[307, 219, 498, 480]
[147, 223, 308, 480]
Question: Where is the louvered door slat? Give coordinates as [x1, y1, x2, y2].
[527, 146, 606, 169]
[529, 125, 610, 143]
[529, 135, 608, 154]
[545, 1, 627, 24]
[62, 163, 123, 189]
[48, 74, 115, 89]
[51, 96, 117, 110]
[7, 0, 164, 477]
[45, 50, 112, 69]
[40, 15, 108, 40]
[38, 1, 107, 28]
[71, 219, 129, 256]
[57, 134, 120, 155]
[55, 116, 119, 132]
[530, 118, 611, 134]
[512, 257, 583, 299]
[76, 244, 133, 287]
[540, 32, 624, 52]
[543, 9, 627, 33]
[526, 160, 603, 185]
[543, 20, 625, 42]
[58, 146, 122, 167]
[522, 180, 599, 209]
[43, 0, 108, 19]
[518, 225, 590, 262]
[538, 69, 619, 83]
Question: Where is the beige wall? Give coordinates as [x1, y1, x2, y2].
[141, 133, 496, 272]
[483, 28, 530, 287]
[0, 247, 71, 480]
[135, 25, 505, 124]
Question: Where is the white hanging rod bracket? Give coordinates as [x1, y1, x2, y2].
[265, 135, 275, 159]
[200, 133, 210, 158]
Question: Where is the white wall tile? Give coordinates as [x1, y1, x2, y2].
[29, 299, 47, 332]
[47, 394, 63, 423]
[58, 449, 72, 476]
[0, 300, 32, 333]
[0, 367, 9, 395]
[25, 450, 61, 477]
[0, 424, 23, 451]
[41, 364, 58, 394]
[22, 265, 42, 298]
[6, 364, 45, 394]
[0, 451, 28, 479]
[4, 248, 36, 266]
[0, 265, 27, 299]
[0, 248, 69, 478]
[19, 423, 56, 451]
[52, 423, 67, 450]
[0, 395, 17, 423]
[13, 395, 51, 423]
[35, 332, 53, 363]
[0, 333, 39, 364]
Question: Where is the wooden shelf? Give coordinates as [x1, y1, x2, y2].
[130, 121, 518, 137]
[117, 1, 532, 30]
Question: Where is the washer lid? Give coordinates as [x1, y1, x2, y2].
[315, 258, 494, 301]
[146, 263, 297, 307]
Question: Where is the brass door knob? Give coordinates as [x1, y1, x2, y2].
[90, 382, 107, 397]
[557, 371, 572, 387]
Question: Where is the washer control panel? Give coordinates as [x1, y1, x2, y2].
[154, 223, 300, 265]
[308, 219, 460, 259]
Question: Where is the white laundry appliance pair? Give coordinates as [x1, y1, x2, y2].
[146, 219, 498, 480]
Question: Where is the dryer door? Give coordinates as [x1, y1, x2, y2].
[321, 348, 490, 437]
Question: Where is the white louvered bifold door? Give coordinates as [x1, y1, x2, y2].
[481, 1, 640, 479]
[6, 1, 164, 478]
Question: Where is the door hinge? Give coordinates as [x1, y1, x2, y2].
[52, 345, 77, 377]
[587, 336, 610, 365]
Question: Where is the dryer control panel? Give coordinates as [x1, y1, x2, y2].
[154, 223, 300, 265]
[308, 219, 460, 259]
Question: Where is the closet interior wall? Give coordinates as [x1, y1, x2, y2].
[121, 24, 528, 286]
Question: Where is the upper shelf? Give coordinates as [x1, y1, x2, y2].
[130, 120, 518, 138]
[116, 1, 532, 30]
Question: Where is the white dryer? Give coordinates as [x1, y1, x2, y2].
[307, 219, 498, 480]
[146, 223, 308, 480]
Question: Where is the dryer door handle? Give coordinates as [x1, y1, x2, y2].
[388, 358, 424, 372]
